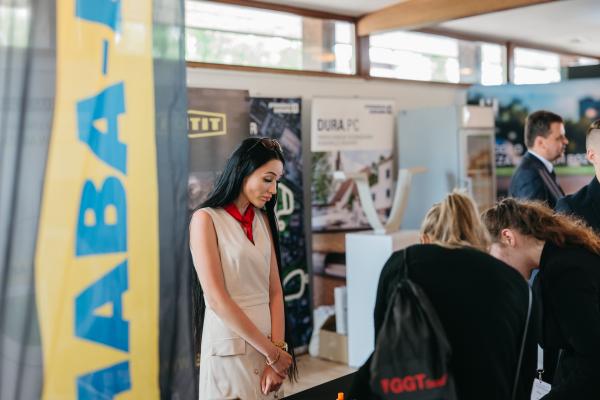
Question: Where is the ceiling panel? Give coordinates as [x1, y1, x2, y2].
[438, 0, 600, 56]
[257, 0, 402, 17]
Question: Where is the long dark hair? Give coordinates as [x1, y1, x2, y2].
[191, 137, 298, 380]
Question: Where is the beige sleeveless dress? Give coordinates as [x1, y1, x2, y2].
[198, 207, 283, 400]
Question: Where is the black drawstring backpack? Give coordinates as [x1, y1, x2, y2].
[370, 248, 458, 400]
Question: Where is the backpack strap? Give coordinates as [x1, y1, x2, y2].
[400, 247, 409, 281]
[512, 286, 532, 400]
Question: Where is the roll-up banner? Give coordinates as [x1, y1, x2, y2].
[250, 97, 312, 350]
[310, 98, 395, 279]
[2, 0, 191, 398]
[311, 98, 395, 232]
[35, 0, 159, 398]
[187, 88, 250, 209]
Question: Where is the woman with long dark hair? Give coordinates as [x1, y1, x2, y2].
[482, 198, 600, 399]
[190, 137, 297, 399]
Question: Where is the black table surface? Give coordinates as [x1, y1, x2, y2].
[283, 372, 356, 400]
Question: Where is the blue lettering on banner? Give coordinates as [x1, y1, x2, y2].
[76, 177, 127, 256]
[76, 0, 121, 32]
[77, 361, 131, 399]
[74, 1, 131, 395]
[77, 82, 127, 174]
[75, 260, 129, 351]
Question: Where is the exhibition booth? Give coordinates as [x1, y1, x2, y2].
[1, 0, 599, 399]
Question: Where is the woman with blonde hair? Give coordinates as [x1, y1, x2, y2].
[482, 198, 600, 399]
[352, 191, 536, 400]
[419, 189, 490, 250]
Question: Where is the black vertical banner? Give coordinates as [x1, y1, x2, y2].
[154, 0, 193, 399]
[187, 88, 250, 209]
[250, 98, 312, 350]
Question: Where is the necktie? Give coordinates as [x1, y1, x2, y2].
[223, 203, 255, 243]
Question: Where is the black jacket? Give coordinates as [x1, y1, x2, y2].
[509, 152, 564, 208]
[555, 176, 600, 233]
[534, 242, 600, 399]
[351, 244, 536, 400]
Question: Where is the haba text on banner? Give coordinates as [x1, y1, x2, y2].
[35, 0, 159, 398]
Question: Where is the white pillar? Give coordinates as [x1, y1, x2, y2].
[345, 230, 420, 368]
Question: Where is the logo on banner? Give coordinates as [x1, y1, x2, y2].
[188, 110, 227, 138]
[276, 183, 294, 231]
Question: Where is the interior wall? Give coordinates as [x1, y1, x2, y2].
[186, 66, 468, 307]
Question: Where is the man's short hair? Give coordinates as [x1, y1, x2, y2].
[524, 110, 564, 148]
[587, 119, 600, 150]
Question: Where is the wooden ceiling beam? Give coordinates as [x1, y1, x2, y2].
[357, 0, 554, 36]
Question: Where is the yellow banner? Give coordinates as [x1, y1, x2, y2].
[36, 0, 158, 398]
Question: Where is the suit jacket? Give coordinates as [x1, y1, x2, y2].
[350, 244, 536, 400]
[535, 242, 600, 399]
[509, 152, 564, 208]
[555, 176, 600, 233]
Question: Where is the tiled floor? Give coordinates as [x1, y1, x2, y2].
[282, 355, 356, 396]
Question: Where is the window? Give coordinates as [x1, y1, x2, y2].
[513, 46, 600, 84]
[386, 189, 390, 198]
[185, 1, 356, 74]
[369, 30, 506, 85]
[0, 4, 31, 48]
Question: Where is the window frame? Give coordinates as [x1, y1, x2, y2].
[185, 1, 600, 87]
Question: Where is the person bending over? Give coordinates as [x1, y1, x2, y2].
[483, 198, 600, 399]
[351, 191, 535, 400]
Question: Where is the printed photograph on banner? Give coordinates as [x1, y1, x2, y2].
[187, 88, 250, 210]
[468, 79, 598, 198]
[311, 150, 394, 231]
[249, 97, 312, 350]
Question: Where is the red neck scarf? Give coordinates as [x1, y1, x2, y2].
[223, 203, 255, 243]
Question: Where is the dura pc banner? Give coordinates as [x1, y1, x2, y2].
[250, 97, 312, 350]
[311, 98, 395, 232]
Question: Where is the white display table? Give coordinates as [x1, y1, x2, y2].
[345, 230, 420, 368]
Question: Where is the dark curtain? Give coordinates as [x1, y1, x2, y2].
[153, 0, 195, 399]
[0, 0, 55, 399]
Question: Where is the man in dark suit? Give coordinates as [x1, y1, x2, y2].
[509, 110, 569, 208]
[556, 119, 600, 232]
